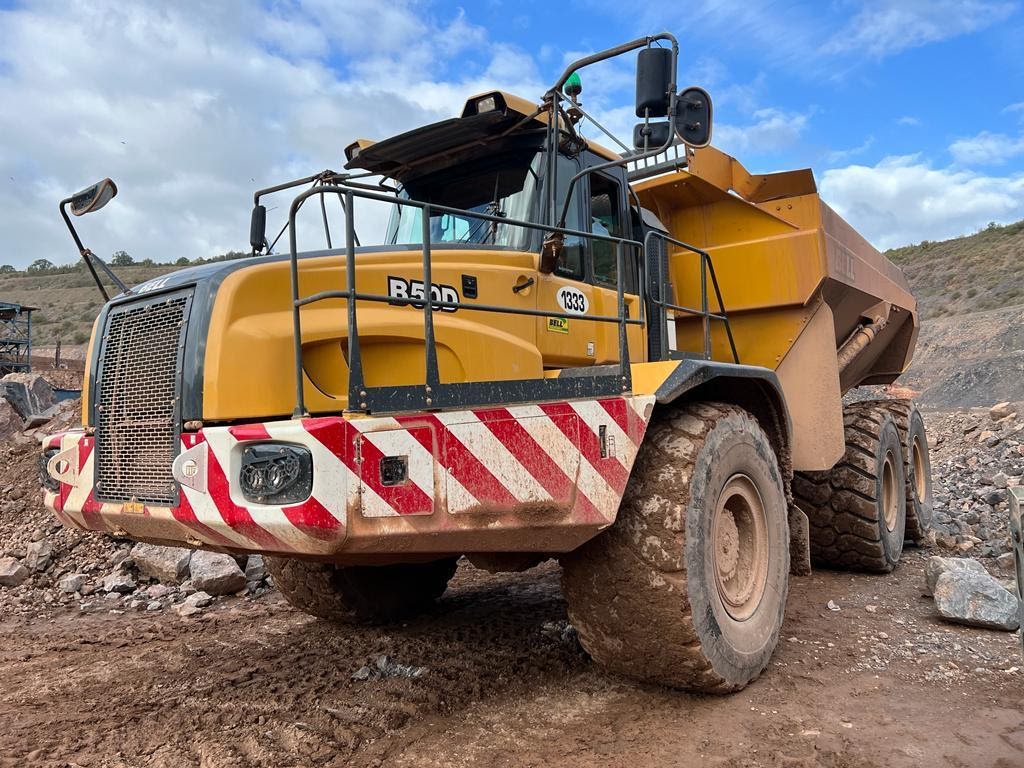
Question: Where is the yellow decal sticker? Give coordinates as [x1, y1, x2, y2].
[547, 317, 570, 334]
[122, 499, 145, 515]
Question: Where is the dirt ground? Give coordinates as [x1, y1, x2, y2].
[1, 551, 1021, 768]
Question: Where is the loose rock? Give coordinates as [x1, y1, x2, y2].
[58, 573, 86, 593]
[189, 551, 246, 596]
[102, 572, 136, 594]
[131, 542, 192, 584]
[0, 556, 29, 587]
[925, 556, 989, 596]
[933, 569, 1020, 631]
[24, 540, 52, 572]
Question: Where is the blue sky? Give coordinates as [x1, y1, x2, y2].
[1, 0, 1023, 267]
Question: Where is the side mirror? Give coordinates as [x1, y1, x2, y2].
[250, 204, 267, 251]
[635, 47, 674, 117]
[675, 87, 713, 148]
[69, 178, 117, 216]
[633, 121, 672, 150]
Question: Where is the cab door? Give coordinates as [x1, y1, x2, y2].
[536, 159, 643, 369]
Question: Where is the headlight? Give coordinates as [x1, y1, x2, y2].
[239, 444, 312, 504]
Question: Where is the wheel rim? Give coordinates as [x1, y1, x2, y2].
[882, 452, 899, 532]
[712, 474, 769, 622]
[911, 435, 926, 501]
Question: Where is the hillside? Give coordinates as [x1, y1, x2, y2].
[0, 265, 178, 346]
[885, 219, 1024, 407]
[886, 220, 1024, 320]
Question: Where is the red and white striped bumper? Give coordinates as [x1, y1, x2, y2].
[43, 395, 655, 559]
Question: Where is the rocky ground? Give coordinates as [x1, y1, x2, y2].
[0, 379, 1021, 766]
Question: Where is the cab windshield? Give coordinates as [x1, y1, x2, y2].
[385, 149, 541, 250]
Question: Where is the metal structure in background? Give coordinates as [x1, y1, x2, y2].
[0, 301, 35, 375]
[285, 184, 738, 417]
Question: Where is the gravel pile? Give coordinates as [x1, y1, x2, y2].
[0, 370, 272, 618]
[925, 402, 1023, 560]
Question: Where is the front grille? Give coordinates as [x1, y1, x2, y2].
[94, 291, 192, 505]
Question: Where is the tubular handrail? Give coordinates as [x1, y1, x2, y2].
[285, 179, 731, 417]
[643, 230, 739, 364]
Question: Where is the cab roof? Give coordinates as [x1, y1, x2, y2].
[345, 91, 619, 180]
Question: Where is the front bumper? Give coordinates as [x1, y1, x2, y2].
[43, 396, 655, 559]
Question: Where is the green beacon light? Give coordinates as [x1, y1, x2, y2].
[565, 71, 582, 99]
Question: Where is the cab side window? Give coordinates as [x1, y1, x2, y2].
[589, 174, 622, 287]
[554, 154, 585, 280]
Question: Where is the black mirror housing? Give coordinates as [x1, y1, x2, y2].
[69, 178, 117, 216]
[635, 47, 674, 117]
[675, 86, 713, 148]
[633, 121, 672, 150]
[250, 204, 267, 251]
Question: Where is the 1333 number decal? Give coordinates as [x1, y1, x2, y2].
[556, 286, 589, 315]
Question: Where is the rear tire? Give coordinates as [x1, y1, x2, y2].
[561, 402, 789, 693]
[795, 402, 906, 572]
[901, 407, 933, 542]
[266, 556, 458, 624]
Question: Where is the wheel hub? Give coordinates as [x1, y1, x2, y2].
[882, 452, 898, 532]
[712, 474, 769, 622]
[912, 436, 926, 501]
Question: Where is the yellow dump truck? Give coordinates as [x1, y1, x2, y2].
[44, 33, 931, 692]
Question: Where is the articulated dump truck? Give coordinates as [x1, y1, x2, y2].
[44, 34, 930, 692]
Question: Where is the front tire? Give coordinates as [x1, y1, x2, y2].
[266, 557, 458, 624]
[561, 402, 789, 693]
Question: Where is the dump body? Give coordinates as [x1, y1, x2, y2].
[634, 145, 917, 389]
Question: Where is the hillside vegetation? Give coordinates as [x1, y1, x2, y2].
[886, 220, 1024, 320]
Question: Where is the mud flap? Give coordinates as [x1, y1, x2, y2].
[788, 503, 811, 576]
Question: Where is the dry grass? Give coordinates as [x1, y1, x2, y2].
[0, 265, 177, 345]
[887, 220, 1024, 320]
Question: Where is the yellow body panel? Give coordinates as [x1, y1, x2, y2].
[203, 250, 545, 420]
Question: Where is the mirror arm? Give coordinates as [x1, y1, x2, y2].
[548, 33, 678, 95]
[545, 32, 679, 232]
[554, 92, 679, 231]
[58, 199, 128, 301]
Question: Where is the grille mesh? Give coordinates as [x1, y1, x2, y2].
[95, 293, 190, 505]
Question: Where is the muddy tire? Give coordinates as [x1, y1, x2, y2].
[795, 402, 906, 572]
[899, 407, 933, 542]
[266, 556, 458, 624]
[561, 402, 789, 693]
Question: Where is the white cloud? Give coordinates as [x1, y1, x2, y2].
[713, 108, 810, 156]
[897, 116, 921, 126]
[949, 131, 1024, 165]
[0, 1, 539, 269]
[820, 155, 1024, 250]
[826, 135, 875, 164]
[821, 0, 1016, 58]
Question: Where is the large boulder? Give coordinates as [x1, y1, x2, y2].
[0, 399, 22, 440]
[933, 569, 1020, 631]
[0, 556, 29, 587]
[131, 542, 192, 583]
[924, 556, 989, 596]
[0, 372, 55, 420]
[189, 551, 246, 596]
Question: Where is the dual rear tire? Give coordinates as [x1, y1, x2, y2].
[793, 400, 932, 573]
